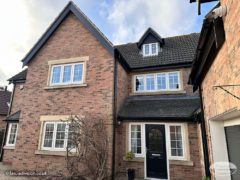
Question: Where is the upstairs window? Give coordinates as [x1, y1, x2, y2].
[135, 71, 181, 92]
[50, 63, 84, 86]
[143, 43, 159, 57]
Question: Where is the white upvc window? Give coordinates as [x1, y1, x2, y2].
[129, 124, 144, 157]
[50, 63, 84, 86]
[143, 43, 159, 56]
[134, 71, 181, 93]
[6, 123, 18, 146]
[42, 122, 75, 151]
[168, 124, 186, 160]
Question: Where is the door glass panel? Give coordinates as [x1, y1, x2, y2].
[148, 128, 163, 153]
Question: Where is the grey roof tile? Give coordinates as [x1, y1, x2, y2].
[0, 89, 11, 115]
[5, 111, 21, 121]
[118, 95, 200, 120]
[116, 33, 199, 69]
[8, 69, 27, 83]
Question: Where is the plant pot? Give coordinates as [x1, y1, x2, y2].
[127, 169, 135, 180]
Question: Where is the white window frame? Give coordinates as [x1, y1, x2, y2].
[167, 123, 187, 160]
[50, 62, 85, 86]
[143, 43, 159, 57]
[41, 121, 73, 151]
[127, 123, 188, 161]
[6, 123, 18, 146]
[128, 123, 145, 157]
[134, 71, 181, 93]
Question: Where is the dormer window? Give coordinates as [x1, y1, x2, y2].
[143, 43, 159, 57]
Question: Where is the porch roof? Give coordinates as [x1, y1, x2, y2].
[5, 111, 21, 122]
[117, 95, 200, 121]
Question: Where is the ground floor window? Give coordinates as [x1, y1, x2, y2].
[6, 123, 18, 146]
[128, 123, 187, 160]
[42, 122, 74, 151]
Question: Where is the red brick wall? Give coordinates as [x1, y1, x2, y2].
[3, 12, 114, 176]
[201, 0, 240, 178]
[0, 115, 7, 130]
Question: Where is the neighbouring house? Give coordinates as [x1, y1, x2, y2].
[0, 86, 11, 130]
[189, 0, 240, 180]
[2, 1, 205, 179]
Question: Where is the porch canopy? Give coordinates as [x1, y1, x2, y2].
[5, 111, 21, 122]
[117, 95, 200, 121]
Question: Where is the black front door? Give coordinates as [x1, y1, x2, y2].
[146, 125, 167, 179]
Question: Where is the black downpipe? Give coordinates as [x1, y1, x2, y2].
[0, 83, 16, 161]
[199, 86, 211, 178]
[111, 56, 118, 180]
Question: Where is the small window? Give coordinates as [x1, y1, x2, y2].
[136, 76, 144, 92]
[157, 74, 166, 90]
[129, 124, 143, 156]
[169, 72, 179, 89]
[42, 122, 75, 151]
[143, 43, 159, 56]
[146, 75, 155, 91]
[50, 63, 84, 86]
[169, 125, 184, 158]
[6, 123, 18, 146]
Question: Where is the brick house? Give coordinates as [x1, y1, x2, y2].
[0, 86, 11, 130]
[2, 1, 205, 179]
[189, 0, 240, 180]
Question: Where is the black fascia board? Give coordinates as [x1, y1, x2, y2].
[117, 116, 194, 122]
[190, 0, 218, 3]
[22, 1, 113, 67]
[131, 62, 192, 72]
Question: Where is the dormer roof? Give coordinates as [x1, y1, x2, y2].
[137, 28, 164, 48]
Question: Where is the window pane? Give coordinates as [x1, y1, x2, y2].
[136, 76, 144, 91]
[169, 72, 179, 89]
[43, 124, 54, 148]
[170, 125, 183, 157]
[55, 123, 66, 148]
[146, 75, 155, 91]
[144, 44, 149, 55]
[63, 65, 72, 83]
[51, 66, 61, 84]
[67, 125, 76, 149]
[8, 124, 18, 145]
[130, 125, 141, 154]
[152, 43, 157, 54]
[157, 74, 166, 90]
[73, 64, 83, 82]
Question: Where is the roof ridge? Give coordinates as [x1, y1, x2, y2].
[164, 33, 200, 39]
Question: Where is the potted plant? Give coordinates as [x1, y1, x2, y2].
[125, 151, 135, 180]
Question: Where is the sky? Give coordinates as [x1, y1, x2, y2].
[0, 0, 218, 88]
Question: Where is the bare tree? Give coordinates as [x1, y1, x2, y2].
[65, 115, 110, 180]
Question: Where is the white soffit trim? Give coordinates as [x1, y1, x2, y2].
[209, 107, 240, 121]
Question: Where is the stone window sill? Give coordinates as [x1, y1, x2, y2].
[3, 146, 15, 150]
[123, 157, 144, 162]
[169, 160, 193, 166]
[44, 84, 87, 90]
[131, 90, 186, 96]
[35, 150, 77, 156]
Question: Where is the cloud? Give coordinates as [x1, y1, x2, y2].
[105, 0, 198, 44]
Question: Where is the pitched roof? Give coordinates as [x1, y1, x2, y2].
[137, 28, 164, 48]
[5, 111, 21, 121]
[22, 1, 113, 66]
[8, 69, 28, 84]
[115, 33, 200, 70]
[117, 95, 200, 121]
[0, 89, 11, 115]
